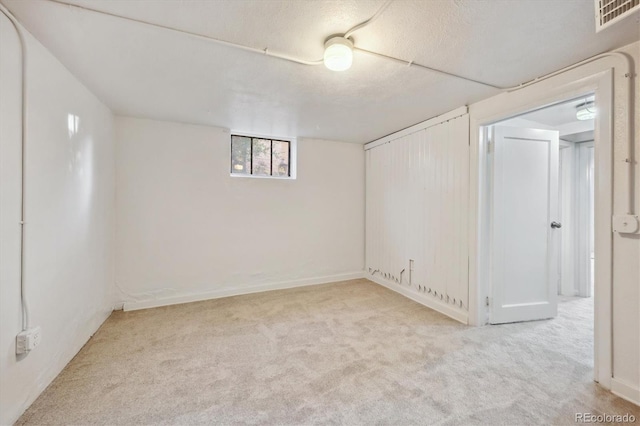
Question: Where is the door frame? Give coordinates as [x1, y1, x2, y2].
[576, 141, 596, 298]
[468, 69, 613, 388]
[559, 140, 576, 297]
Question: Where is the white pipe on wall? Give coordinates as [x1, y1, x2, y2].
[0, 3, 30, 332]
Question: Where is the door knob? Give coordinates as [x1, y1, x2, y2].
[551, 221, 562, 229]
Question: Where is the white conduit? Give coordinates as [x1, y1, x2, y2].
[46, 0, 325, 66]
[353, 47, 505, 89]
[343, 0, 394, 40]
[0, 3, 30, 331]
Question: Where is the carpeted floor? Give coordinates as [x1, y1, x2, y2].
[17, 279, 639, 425]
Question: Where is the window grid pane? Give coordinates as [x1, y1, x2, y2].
[231, 136, 251, 174]
[251, 138, 271, 176]
[272, 141, 290, 177]
[231, 135, 291, 178]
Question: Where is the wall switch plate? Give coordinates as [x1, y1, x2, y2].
[16, 326, 41, 355]
[612, 215, 639, 234]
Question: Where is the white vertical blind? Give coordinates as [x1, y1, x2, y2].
[365, 114, 470, 322]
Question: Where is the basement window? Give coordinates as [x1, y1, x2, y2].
[231, 134, 291, 178]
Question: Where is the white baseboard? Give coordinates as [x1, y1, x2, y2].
[366, 274, 468, 324]
[611, 377, 640, 406]
[122, 271, 365, 311]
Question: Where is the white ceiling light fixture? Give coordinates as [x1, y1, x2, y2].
[576, 100, 596, 120]
[324, 37, 354, 71]
[42, 0, 507, 87]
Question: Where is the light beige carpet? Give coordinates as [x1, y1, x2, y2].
[17, 279, 639, 425]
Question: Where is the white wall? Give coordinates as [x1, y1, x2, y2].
[365, 114, 470, 323]
[610, 42, 640, 401]
[0, 15, 116, 425]
[115, 117, 364, 309]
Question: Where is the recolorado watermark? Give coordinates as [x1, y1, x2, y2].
[575, 412, 636, 423]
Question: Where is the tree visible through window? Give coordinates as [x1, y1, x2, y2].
[231, 135, 290, 177]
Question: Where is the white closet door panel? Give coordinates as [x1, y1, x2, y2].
[365, 114, 470, 322]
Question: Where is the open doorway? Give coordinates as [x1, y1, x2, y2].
[470, 70, 614, 388]
[479, 93, 596, 362]
[496, 95, 596, 301]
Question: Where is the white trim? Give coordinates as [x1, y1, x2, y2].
[611, 378, 640, 406]
[366, 275, 468, 324]
[364, 106, 468, 151]
[557, 120, 595, 137]
[559, 141, 577, 297]
[576, 141, 595, 297]
[229, 173, 295, 181]
[122, 271, 365, 311]
[468, 69, 614, 389]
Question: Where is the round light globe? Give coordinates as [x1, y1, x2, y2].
[576, 101, 596, 121]
[324, 37, 353, 71]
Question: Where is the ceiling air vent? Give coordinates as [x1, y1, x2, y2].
[595, 0, 640, 32]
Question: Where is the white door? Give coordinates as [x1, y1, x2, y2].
[490, 126, 560, 324]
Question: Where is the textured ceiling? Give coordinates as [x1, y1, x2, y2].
[3, 0, 639, 143]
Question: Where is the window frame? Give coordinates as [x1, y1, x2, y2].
[229, 132, 296, 180]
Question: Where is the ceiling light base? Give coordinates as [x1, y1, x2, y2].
[324, 36, 354, 72]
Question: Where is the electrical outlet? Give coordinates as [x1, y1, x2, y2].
[16, 326, 41, 355]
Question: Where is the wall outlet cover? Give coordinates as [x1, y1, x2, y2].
[16, 326, 41, 355]
[612, 215, 639, 234]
